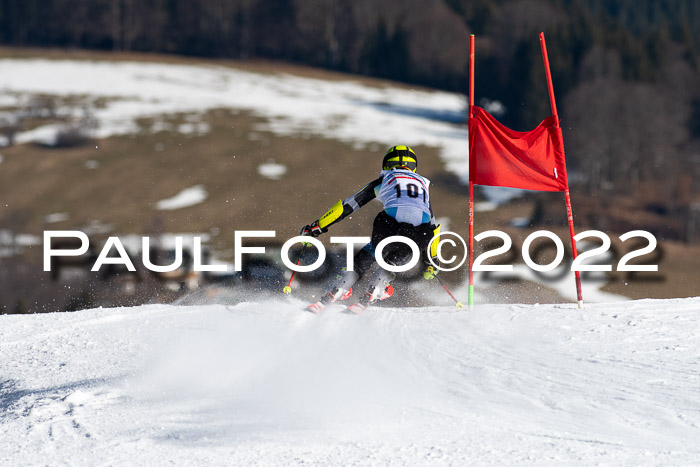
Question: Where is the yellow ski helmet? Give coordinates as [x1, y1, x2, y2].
[382, 145, 417, 172]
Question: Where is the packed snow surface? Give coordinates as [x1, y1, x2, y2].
[2, 297, 699, 465]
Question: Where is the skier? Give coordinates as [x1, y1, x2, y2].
[300, 145, 440, 313]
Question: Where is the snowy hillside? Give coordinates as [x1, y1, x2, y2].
[2, 298, 699, 465]
[0, 58, 469, 182]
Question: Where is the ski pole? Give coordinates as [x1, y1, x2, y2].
[433, 274, 464, 309]
[283, 243, 307, 294]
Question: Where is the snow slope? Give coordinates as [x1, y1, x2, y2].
[2, 298, 699, 465]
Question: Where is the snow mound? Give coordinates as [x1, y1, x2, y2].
[155, 185, 208, 210]
[1, 297, 699, 464]
[257, 160, 288, 180]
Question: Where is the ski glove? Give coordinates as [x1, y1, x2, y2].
[423, 266, 438, 280]
[300, 220, 326, 238]
[423, 257, 440, 280]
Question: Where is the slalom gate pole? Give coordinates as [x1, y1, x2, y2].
[434, 275, 464, 309]
[539, 32, 584, 309]
[467, 34, 475, 308]
[282, 243, 307, 294]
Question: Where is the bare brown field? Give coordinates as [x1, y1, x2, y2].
[1, 121, 473, 268]
[2, 106, 696, 303]
[1, 50, 697, 306]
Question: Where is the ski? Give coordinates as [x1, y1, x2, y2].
[306, 285, 393, 315]
[305, 301, 348, 314]
[343, 303, 367, 314]
[306, 301, 327, 314]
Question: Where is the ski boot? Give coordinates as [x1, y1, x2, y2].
[307, 268, 358, 314]
[345, 269, 396, 314]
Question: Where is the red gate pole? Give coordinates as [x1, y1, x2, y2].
[468, 34, 475, 308]
[539, 32, 584, 308]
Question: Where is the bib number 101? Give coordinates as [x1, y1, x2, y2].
[473, 230, 658, 272]
[395, 182, 426, 202]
